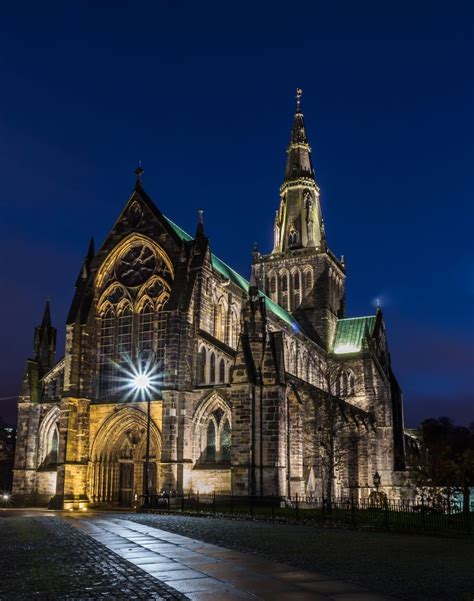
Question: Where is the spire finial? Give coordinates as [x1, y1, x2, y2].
[195, 208, 205, 240]
[134, 161, 144, 186]
[41, 299, 52, 328]
[296, 87, 303, 113]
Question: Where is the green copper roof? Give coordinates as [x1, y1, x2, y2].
[165, 216, 299, 330]
[166, 218, 194, 242]
[333, 316, 376, 354]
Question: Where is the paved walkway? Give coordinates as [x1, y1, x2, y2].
[70, 516, 397, 601]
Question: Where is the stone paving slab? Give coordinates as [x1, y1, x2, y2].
[0, 515, 185, 600]
[69, 516, 399, 600]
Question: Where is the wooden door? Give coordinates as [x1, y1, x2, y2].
[119, 462, 134, 507]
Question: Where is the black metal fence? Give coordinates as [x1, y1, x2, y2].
[138, 493, 472, 536]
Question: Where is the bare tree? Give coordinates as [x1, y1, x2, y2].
[302, 357, 352, 508]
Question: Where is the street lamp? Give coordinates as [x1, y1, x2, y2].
[117, 349, 159, 507]
[132, 368, 152, 507]
[112, 348, 162, 508]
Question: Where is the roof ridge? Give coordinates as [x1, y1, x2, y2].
[337, 315, 376, 321]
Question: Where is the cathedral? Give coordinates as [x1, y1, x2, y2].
[13, 91, 411, 509]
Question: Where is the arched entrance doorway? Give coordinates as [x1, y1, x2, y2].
[89, 406, 161, 507]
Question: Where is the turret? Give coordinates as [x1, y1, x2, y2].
[33, 300, 57, 373]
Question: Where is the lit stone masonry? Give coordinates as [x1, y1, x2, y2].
[13, 91, 412, 509]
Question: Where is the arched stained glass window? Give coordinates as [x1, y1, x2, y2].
[138, 301, 154, 351]
[117, 305, 133, 360]
[206, 421, 216, 462]
[98, 307, 115, 398]
[304, 270, 313, 293]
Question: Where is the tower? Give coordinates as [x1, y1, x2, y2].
[254, 89, 345, 349]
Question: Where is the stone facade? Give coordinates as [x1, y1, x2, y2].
[13, 94, 411, 508]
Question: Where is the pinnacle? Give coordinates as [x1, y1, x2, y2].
[41, 299, 52, 328]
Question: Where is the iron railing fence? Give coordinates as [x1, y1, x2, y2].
[138, 492, 472, 536]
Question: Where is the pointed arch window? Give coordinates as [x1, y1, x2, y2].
[336, 370, 355, 397]
[117, 305, 133, 360]
[206, 421, 216, 462]
[98, 307, 115, 397]
[138, 301, 154, 352]
[347, 371, 355, 396]
[294, 271, 300, 290]
[196, 402, 232, 466]
[304, 270, 313, 294]
[288, 227, 299, 247]
[209, 353, 216, 384]
[281, 274, 288, 292]
[47, 428, 58, 465]
[230, 310, 239, 348]
[219, 358, 226, 383]
[270, 276, 277, 298]
[198, 347, 207, 384]
[216, 303, 226, 342]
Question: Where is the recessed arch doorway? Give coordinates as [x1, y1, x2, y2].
[89, 406, 161, 507]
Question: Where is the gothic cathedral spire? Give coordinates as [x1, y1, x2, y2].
[273, 89, 325, 253]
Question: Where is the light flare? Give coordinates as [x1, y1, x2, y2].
[110, 352, 163, 401]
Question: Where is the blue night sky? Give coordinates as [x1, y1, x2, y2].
[0, 1, 472, 426]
